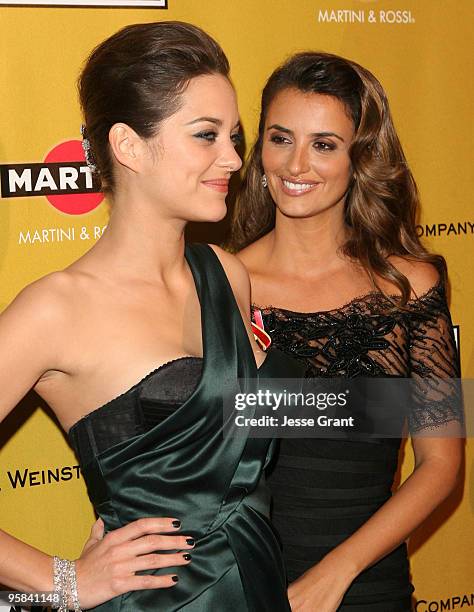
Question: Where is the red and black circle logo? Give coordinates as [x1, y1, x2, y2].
[0, 140, 104, 215]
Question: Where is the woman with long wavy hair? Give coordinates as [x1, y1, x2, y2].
[230, 52, 463, 611]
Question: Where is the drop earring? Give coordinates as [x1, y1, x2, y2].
[261, 174, 268, 188]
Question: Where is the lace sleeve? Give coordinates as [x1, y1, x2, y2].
[408, 282, 463, 433]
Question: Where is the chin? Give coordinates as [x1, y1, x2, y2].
[195, 202, 228, 224]
[276, 197, 341, 220]
[207, 208, 228, 223]
[277, 203, 318, 219]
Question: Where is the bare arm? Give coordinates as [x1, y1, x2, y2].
[0, 277, 192, 603]
[0, 277, 74, 591]
[331, 431, 462, 576]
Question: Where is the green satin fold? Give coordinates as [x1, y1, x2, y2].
[79, 244, 304, 611]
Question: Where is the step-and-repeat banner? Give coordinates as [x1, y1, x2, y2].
[0, 1, 472, 609]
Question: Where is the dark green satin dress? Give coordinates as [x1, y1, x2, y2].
[69, 243, 301, 611]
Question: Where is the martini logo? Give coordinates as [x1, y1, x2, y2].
[0, 140, 104, 215]
[317, 8, 415, 24]
[1, 1, 166, 6]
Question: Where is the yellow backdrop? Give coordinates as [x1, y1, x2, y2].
[0, 1, 472, 609]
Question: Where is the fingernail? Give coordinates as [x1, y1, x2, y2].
[186, 538, 195, 546]
[172, 520, 181, 528]
[183, 553, 192, 561]
[172, 575, 179, 583]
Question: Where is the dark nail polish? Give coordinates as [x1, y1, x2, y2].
[172, 520, 181, 528]
[172, 575, 179, 583]
[186, 538, 195, 546]
[183, 553, 192, 561]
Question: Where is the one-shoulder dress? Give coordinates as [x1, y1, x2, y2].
[68, 243, 303, 612]
[254, 281, 462, 611]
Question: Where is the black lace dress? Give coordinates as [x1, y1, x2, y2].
[253, 280, 462, 611]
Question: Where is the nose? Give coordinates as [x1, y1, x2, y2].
[287, 145, 310, 177]
[217, 141, 243, 173]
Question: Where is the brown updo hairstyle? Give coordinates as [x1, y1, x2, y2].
[79, 21, 230, 193]
[228, 52, 445, 306]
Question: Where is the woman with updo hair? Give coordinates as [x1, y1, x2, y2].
[0, 22, 298, 611]
[232, 52, 463, 610]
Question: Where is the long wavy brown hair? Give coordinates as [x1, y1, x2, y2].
[227, 52, 446, 306]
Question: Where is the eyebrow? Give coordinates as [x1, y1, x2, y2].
[186, 116, 240, 129]
[267, 124, 345, 143]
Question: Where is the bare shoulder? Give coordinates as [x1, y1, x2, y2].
[1, 270, 76, 327]
[388, 256, 441, 298]
[208, 244, 251, 299]
[0, 271, 80, 408]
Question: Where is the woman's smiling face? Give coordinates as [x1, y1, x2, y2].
[262, 87, 355, 220]
[134, 73, 242, 223]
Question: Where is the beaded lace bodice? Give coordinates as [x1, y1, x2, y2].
[254, 280, 462, 433]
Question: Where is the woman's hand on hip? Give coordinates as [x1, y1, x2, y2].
[75, 516, 194, 608]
